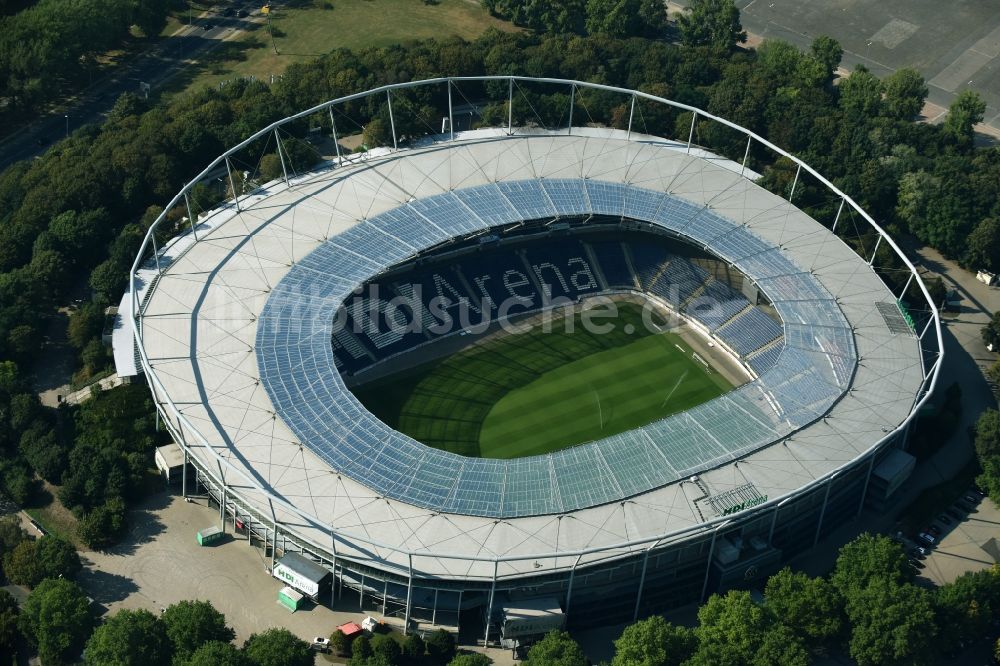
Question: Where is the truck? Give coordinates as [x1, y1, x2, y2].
[499, 598, 566, 642]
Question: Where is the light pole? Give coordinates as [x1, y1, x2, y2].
[865, 40, 872, 61]
[64, 115, 69, 138]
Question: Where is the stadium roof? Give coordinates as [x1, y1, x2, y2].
[136, 128, 925, 579]
[257, 179, 854, 519]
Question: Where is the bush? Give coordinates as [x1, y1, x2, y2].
[353, 634, 373, 661]
[425, 629, 456, 664]
[402, 632, 425, 659]
[330, 628, 351, 656]
[448, 654, 492, 666]
[371, 633, 401, 664]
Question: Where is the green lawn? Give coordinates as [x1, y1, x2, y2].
[171, 0, 517, 95]
[354, 303, 734, 459]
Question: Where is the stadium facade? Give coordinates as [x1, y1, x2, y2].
[123, 78, 943, 638]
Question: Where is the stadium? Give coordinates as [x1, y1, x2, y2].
[122, 78, 943, 641]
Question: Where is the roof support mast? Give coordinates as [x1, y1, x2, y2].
[387, 90, 398, 151]
[447, 79, 455, 142]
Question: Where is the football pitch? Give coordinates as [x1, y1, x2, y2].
[353, 303, 734, 459]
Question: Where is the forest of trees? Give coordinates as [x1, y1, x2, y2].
[480, 0, 668, 38]
[0, 0, 173, 116]
[0, 0, 995, 557]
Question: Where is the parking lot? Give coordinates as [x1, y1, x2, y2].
[900, 489, 999, 585]
[77, 491, 349, 644]
[73, 490, 514, 664]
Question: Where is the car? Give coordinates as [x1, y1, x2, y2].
[909, 558, 925, 569]
[236, 8, 247, 16]
[918, 532, 936, 545]
[965, 493, 981, 504]
[946, 508, 963, 521]
[910, 546, 928, 559]
[222, 7, 234, 15]
[203, 22, 215, 30]
[955, 501, 974, 513]
[310, 637, 330, 653]
[926, 525, 941, 536]
[937, 514, 952, 526]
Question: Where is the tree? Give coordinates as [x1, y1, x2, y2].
[448, 654, 492, 666]
[585, 0, 641, 38]
[983, 316, 1000, 351]
[3, 540, 42, 587]
[975, 409, 1000, 460]
[831, 533, 912, 598]
[523, 631, 586, 666]
[425, 629, 456, 664]
[752, 624, 810, 666]
[763, 568, 843, 648]
[676, 0, 746, 51]
[810, 36, 843, 82]
[882, 69, 927, 120]
[353, 635, 373, 661]
[612, 615, 696, 666]
[0, 516, 27, 558]
[965, 218, 1000, 272]
[362, 118, 392, 149]
[243, 628, 314, 666]
[371, 633, 402, 664]
[637, 0, 667, 36]
[838, 67, 883, 118]
[259, 154, 285, 182]
[36, 535, 82, 580]
[845, 579, 937, 666]
[0, 458, 37, 505]
[81, 337, 109, 375]
[77, 496, 128, 549]
[188, 640, 251, 666]
[0, 589, 19, 656]
[935, 567, 1000, 654]
[330, 629, 352, 657]
[68, 302, 106, 350]
[161, 599, 235, 664]
[3, 535, 81, 588]
[84, 609, 172, 666]
[943, 89, 986, 146]
[19, 422, 68, 483]
[401, 632, 425, 659]
[17, 578, 94, 665]
[689, 590, 806, 666]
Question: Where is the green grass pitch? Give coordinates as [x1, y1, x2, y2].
[353, 303, 734, 459]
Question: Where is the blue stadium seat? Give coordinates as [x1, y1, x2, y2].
[586, 241, 636, 289]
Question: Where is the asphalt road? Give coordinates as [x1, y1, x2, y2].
[0, 11, 264, 172]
